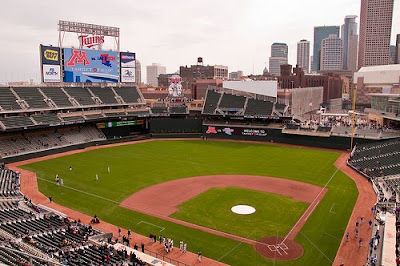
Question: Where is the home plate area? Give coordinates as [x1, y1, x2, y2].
[254, 237, 304, 261]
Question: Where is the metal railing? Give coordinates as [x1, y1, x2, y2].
[144, 248, 190, 266]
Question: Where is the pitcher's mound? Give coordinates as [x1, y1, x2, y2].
[254, 237, 303, 261]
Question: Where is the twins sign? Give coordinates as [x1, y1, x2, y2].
[63, 48, 119, 83]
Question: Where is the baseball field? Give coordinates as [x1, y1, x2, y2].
[20, 140, 358, 265]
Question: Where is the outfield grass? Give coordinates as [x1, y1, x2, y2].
[171, 187, 309, 240]
[20, 140, 358, 265]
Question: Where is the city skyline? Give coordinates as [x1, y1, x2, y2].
[0, 0, 399, 83]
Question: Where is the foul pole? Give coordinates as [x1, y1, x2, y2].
[350, 88, 356, 150]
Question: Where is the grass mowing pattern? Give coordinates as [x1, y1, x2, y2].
[20, 140, 358, 265]
[171, 187, 309, 240]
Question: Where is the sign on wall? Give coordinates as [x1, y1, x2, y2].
[120, 52, 135, 68]
[63, 48, 119, 83]
[40, 45, 61, 83]
[121, 68, 136, 83]
[120, 52, 136, 83]
[40, 45, 60, 65]
[42, 65, 61, 82]
[205, 126, 268, 137]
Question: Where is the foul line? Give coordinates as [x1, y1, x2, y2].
[218, 230, 257, 261]
[300, 232, 333, 263]
[280, 157, 346, 245]
[37, 177, 119, 204]
[324, 232, 341, 241]
[137, 221, 165, 232]
[329, 203, 337, 214]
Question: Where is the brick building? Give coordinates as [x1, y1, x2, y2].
[179, 59, 228, 90]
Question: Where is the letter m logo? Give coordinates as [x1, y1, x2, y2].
[66, 50, 90, 67]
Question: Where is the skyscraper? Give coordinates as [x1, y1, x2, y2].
[313, 26, 340, 71]
[135, 60, 141, 85]
[269, 43, 288, 76]
[389, 45, 396, 64]
[341, 15, 358, 71]
[320, 34, 343, 71]
[146, 63, 166, 86]
[358, 0, 394, 68]
[297, 40, 310, 72]
[396, 34, 400, 64]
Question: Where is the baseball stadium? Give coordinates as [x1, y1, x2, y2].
[0, 20, 399, 266]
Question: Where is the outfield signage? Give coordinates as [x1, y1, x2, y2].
[40, 45, 62, 83]
[63, 48, 119, 83]
[42, 65, 61, 82]
[40, 45, 61, 65]
[97, 120, 144, 128]
[120, 52, 135, 68]
[205, 126, 268, 137]
[120, 52, 136, 83]
[106, 120, 137, 128]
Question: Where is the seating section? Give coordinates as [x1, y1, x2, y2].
[62, 116, 85, 122]
[203, 90, 222, 114]
[13, 87, 49, 109]
[285, 123, 300, 130]
[114, 87, 142, 103]
[151, 106, 168, 115]
[348, 139, 400, 178]
[40, 87, 73, 108]
[219, 94, 246, 109]
[0, 116, 34, 129]
[85, 114, 105, 120]
[90, 87, 118, 104]
[316, 126, 332, 133]
[58, 244, 127, 266]
[31, 114, 62, 125]
[275, 103, 286, 113]
[0, 88, 20, 110]
[0, 168, 21, 198]
[64, 88, 96, 106]
[126, 110, 151, 117]
[0, 246, 43, 266]
[0, 125, 106, 158]
[244, 99, 273, 117]
[202, 89, 285, 117]
[169, 106, 187, 114]
[104, 112, 127, 118]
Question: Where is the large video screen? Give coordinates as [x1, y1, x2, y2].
[63, 48, 119, 83]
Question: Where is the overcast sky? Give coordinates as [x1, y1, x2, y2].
[0, 0, 399, 84]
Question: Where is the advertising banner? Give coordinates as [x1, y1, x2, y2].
[40, 45, 60, 65]
[205, 126, 268, 137]
[42, 65, 61, 82]
[63, 48, 119, 83]
[121, 68, 136, 83]
[97, 120, 144, 128]
[120, 52, 136, 68]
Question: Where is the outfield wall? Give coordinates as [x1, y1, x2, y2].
[149, 118, 203, 134]
[201, 124, 379, 150]
[0, 136, 148, 164]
